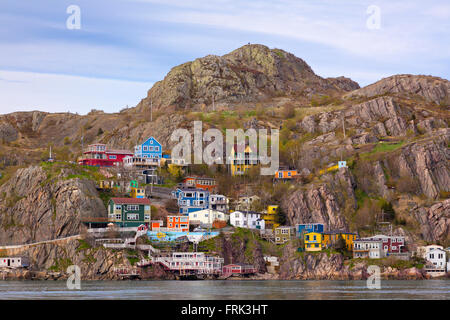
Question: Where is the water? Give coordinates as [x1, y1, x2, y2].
[0, 280, 449, 299]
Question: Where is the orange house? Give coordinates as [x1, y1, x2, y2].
[150, 220, 163, 230]
[275, 169, 298, 180]
[183, 176, 217, 192]
[167, 215, 190, 232]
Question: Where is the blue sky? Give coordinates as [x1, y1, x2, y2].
[0, 0, 449, 114]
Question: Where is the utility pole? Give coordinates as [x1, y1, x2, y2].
[342, 114, 346, 139]
[150, 98, 153, 122]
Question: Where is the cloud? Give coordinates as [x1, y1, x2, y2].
[0, 70, 152, 115]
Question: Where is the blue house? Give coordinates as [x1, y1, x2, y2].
[134, 136, 162, 159]
[171, 187, 210, 215]
[296, 223, 324, 237]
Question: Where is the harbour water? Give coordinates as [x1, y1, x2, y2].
[0, 280, 449, 299]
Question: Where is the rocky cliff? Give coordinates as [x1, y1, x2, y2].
[0, 164, 106, 245]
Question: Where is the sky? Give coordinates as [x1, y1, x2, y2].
[0, 0, 449, 115]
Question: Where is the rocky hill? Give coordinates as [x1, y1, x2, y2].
[135, 44, 359, 111]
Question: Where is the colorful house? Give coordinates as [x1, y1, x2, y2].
[108, 197, 151, 227]
[134, 137, 162, 160]
[79, 143, 133, 167]
[361, 235, 406, 254]
[183, 176, 217, 193]
[171, 187, 210, 215]
[274, 169, 298, 180]
[167, 215, 190, 232]
[130, 180, 146, 199]
[229, 144, 259, 176]
[322, 232, 357, 251]
[150, 220, 163, 230]
[304, 232, 323, 252]
[296, 223, 324, 237]
[262, 205, 281, 230]
[274, 226, 296, 245]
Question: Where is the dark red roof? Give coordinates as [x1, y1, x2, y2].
[110, 197, 151, 205]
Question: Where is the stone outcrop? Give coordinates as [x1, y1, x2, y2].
[0, 165, 106, 245]
[282, 168, 356, 231]
[345, 74, 450, 105]
[412, 199, 450, 244]
[278, 243, 427, 280]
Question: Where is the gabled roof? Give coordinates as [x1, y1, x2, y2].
[110, 197, 151, 205]
[141, 136, 161, 146]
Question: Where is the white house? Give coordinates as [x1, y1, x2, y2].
[230, 210, 265, 230]
[0, 257, 30, 268]
[417, 245, 444, 259]
[353, 239, 385, 259]
[189, 209, 229, 227]
[426, 248, 447, 269]
[209, 195, 229, 213]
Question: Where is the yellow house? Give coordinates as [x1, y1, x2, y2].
[322, 232, 357, 251]
[262, 205, 280, 230]
[230, 144, 259, 176]
[304, 232, 323, 252]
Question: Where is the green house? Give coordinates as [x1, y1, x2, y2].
[108, 197, 151, 227]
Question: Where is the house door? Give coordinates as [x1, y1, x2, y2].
[7, 259, 10, 267]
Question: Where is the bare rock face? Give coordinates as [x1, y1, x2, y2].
[137, 44, 359, 111]
[12, 239, 131, 280]
[0, 165, 106, 245]
[0, 122, 18, 142]
[281, 168, 356, 231]
[345, 74, 450, 105]
[412, 199, 450, 244]
[395, 135, 450, 199]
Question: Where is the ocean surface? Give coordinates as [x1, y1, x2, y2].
[0, 280, 449, 299]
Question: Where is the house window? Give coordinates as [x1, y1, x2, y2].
[115, 214, 121, 220]
[149, 146, 154, 151]
[155, 146, 159, 151]
[127, 213, 139, 220]
[109, 155, 117, 159]
[143, 146, 148, 151]
[115, 205, 122, 210]
[127, 205, 139, 211]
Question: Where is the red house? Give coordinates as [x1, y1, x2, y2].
[222, 263, 257, 275]
[182, 176, 217, 193]
[365, 235, 406, 253]
[79, 143, 133, 167]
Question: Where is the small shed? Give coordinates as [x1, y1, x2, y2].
[0, 257, 30, 268]
[222, 263, 256, 275]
